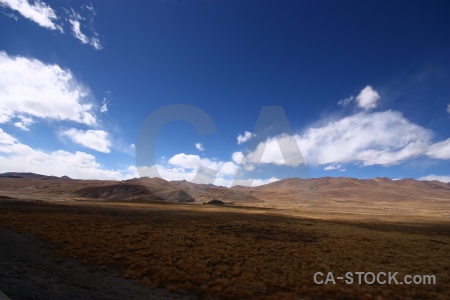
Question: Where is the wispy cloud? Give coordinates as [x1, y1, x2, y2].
[69, 17, 88, 44]
[0, 0, 102, 50]
[0, 0, 63, 31]
[337, 96, 354, 107]
[100, 98, 108, 113]
[447, 104, 450, 114]
[100, 91, 112, 113]
[1, 10, 18, 20]
[67, 8, 102, 50]
[14, 115, 34, 131]
[61, 128, 111, 153]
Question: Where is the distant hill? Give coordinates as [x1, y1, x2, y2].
[121, 177, 195, 202]
[71, 184, 165, 201]
[0, 173, 449, 209]
[250, 177, 450, 206]
[0, 172, 72, 180]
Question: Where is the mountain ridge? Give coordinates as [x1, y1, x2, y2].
[0, 173, 449, 209]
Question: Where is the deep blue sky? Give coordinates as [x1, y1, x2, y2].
[0, 0, 449, 185]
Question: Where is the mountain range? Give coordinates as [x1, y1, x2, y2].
[0, 172, 449, 210]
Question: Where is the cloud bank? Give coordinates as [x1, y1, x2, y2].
[0, 129, 131, 180]
[236, 110, 449, 169]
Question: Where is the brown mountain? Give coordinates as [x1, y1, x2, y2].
[0, 174, 194, 203]
[0, 173, 448, 214]
[249, 177, 450, 214]
[71, 184, 164, 201]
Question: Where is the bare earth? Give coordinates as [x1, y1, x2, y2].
[0, 174, 449, 299]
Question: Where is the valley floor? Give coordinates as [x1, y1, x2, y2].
[0, 199, 449, 299]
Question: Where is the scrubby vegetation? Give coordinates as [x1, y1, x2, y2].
[0, 201, 449, 299]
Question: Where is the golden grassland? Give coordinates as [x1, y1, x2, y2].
[0, 200, 449, 299]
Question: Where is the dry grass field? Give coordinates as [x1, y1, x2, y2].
[0, 199, 449, 299]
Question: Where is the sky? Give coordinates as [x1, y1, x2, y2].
[0, 0, 449, 186]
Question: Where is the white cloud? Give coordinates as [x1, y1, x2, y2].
[137, 164, 196, 182]
[220, 161, 239, 176]
[67, 9, 102, 50]
[418, 174, 450, 183]
[426, 138, 450, 159]
[232, 151, 244, 164]
[0, 0, 63, 31]
[356, 85, 380, 110]
[83, 3, 95, 14]
[168, 153, 237, 176]
[0, 52, 96, 125]
[167, 153, 240, 177]
[297, 111, 432, 166]
[447, 104, 450, 114]
[337, 96, 354, 107]
[137, 163, 277, 187]
[69, 18, 88, 44]
[61, 128, 111, 153]
[195, 143, 204, 151]
[0, 128, 131, 180]
[215, 176, 280, 187]
[324, 164, 342, 171]
[237, 131, 253, 144]
[239, 110, 450, 168]
[139, 151, 280, 187]
[0, 1, 102, 49]
[89, 37, 102, 51]
[0, 128, 17, 148]
[100, 98, 108, 113]
[136, 104, 450, 185]
[168, 153, 204, 169]
[14, 115, 34, 131]
[244, 134, 305, 167]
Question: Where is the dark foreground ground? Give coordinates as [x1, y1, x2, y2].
[0, 228, 192, 300]
[0, 200, 449, 299]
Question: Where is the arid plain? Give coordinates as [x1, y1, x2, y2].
[0, 172, 449, 299]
